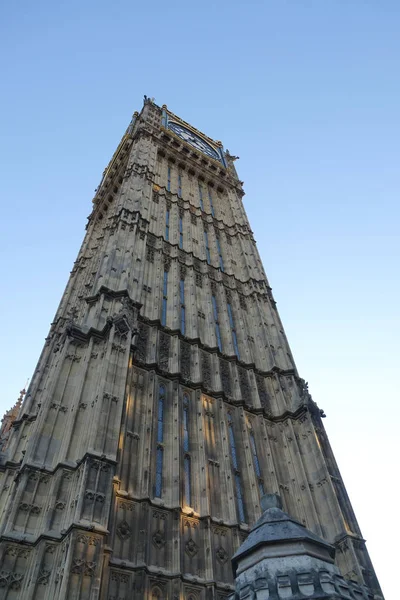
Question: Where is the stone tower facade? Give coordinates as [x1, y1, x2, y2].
[0, 99, 382, 600]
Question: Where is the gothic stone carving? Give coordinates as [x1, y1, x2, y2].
[180, 340, 191, 380]
[219, 358, 232, 396]
[136, 321, 149, 362]
[159, 331, 170, 371]
[201, 351, 212, 389]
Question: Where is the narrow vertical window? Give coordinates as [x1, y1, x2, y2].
[161, 270, 168, 326]
[208, 188, 215, 217]
[183, 393, 191, 506]
[212, 295, 222, 352]
[227, 413, 246, 523]
[167, 166, 171, 192]
[178, 172, 182, 197]
[180, 278, 185, 335]
[227, 302, 240, 359]
[165, 207, 170, 241]
[155, 384, 166, 498]
[216, 237, 224, 272]
[204, 231, 211, 264]
[198, 183, 204, 211]
[249, 429, 265, 496]
[179, 214, 183, 249]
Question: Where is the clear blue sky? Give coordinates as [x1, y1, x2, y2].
[1, 2, 398, 597]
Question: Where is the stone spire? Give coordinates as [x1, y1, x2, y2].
[231, 494, 379, 600]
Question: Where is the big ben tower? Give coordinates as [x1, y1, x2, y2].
[0, 99, 382, 600]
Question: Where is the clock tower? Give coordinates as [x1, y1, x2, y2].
[0, 99, 383, 600]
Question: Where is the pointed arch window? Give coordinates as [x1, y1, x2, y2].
[216, 236, 224, 272]
[165, 207, 170, 241]
[167, 166, 171, 192]
[178, 172, 182, 197]
[179, 213, 183, 249]
[204, 230, 211, 264]
[161, 270, 168, 326]
[212, 294, 222, 352]
[180, 278, 186, 335]
[249, 428, 265, 496]
[183, 393, 191, 506]
[152, 586, 163, 600]
[227, 412, 246, 523]
[208, 188, 215, 217]
[227, 301, 240, 359]
[155, 384, 166, 498]
[198, 183, 204, 211]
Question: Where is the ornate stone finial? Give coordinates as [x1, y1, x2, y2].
[17, 388, 25, 404]
[225, 149, 240, 161]
[260, 493, 282, 512]
[0, 384, 28, 451]
[11, 384, 27, 417]
[162, 104, 168, 109]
